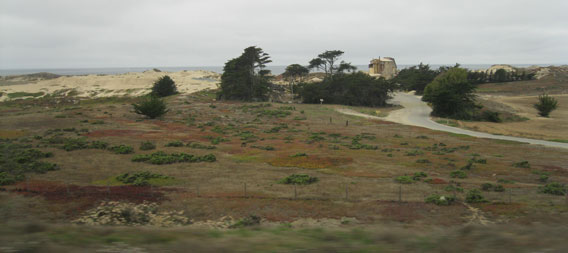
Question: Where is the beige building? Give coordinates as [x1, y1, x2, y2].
[368, 57, 397, 79]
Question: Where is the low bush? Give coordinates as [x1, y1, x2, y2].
[279, 174, 318, 185]
[465, 189, 488, 203]
[229, 215, 261, 228]
[444, 185, 464, 192]
[412, 172, 428, 181]
[539, 183, 566, 196]
[291, 153, 307, 157]
[132, 96, 169, 119]
[165, 141, 184, 147]
[115, 171, 172, 186]
[109, 145, 134, 154]
[395, 176, 414, 184]
[187, 142, 216, 150]
[0, 141, 58, 185]
[425, 194, 456, 206]
[251, 145, 275, 151]
[450, 170, 467, 179]
[513, 160, 530, 168]
[132, 151, 216, 165]
[416, 159, 430, 164]
[140, 141, 156, 150]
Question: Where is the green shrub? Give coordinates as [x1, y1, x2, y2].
[132, 96, 169, 119]
[465, 189, 488, 203]
[539, 183, 566, 196]
[416, 159, 430, 164]
[187, 142, 216, 150]
[493, 184, 505, 192]
[412, 172, 428, 181]
[278, 174, 318, 185]
[140, 141, 156, 150]
[444, 185, 464, 192]
[109, 145, 134, 154]
[208, 136, 229, 145]
[481, 183, 494, 191]
[539, 174, 549, 183]
[229, 215, 261, 228]
[450, 170, 467, 179]
[395, 176, 414, 184]
[251, 145, 275, 151]
[116, 171, 172, 186]
[89, 140, 109, 149]
[513, 160, 530, 168]
[405, 150, 424, 156]
[425, 194, 456, 206]
[151, 75, 178, 97]
[0, 141, 58, 185]
[62, 138, 89, 151]
[291, 152, 307, 157]
[534, 93, 558, 117]
[132, 151, 216, 165]
[165, 140, 184, 147]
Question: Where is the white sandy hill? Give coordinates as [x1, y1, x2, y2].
[0, 70, 220, 101]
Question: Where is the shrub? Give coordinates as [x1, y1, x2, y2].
[412, 172, 428, 181]
[513, 160, 530, 168]
[425, 194, 456, 206]
[416, 159, 430, 164]
[89, 140, 109, 149]
[279, 174, 318, 185]
[539, 183, 566, 196]
[493, 184, 505, 192]
[481, 183, 494, 191]
[62, 138, 89, 151]
[116, 171, 172, 186]
[461, 161, 475, 170]
[450, 170, 467, 179]
[444, 185, 464, 192]
[132, 96, 169, 119]
[251, 145, 275, 151]
[187, 142, 216, 150]
[539, 174, 549, 183]
[533, 93, 558, 117]
[140, 141, 156, 150]
[165, 141, 184, 147]
[0, 141, 58, 185]
[229, 215, 261, 228]
[291, 153, 307, 157]
[132, 151, 216, 165]
[109, 145, 134, 154]
[395, 176, 414, 184]
[465, 189, 488, 203]
[151, 75, 177, 97]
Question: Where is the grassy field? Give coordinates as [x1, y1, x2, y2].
[1, 90, 568, 251]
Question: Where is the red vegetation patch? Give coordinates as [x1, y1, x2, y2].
[2, 181, 174, 214]
[269, 155, 353, 169]
[86, 129, 160, 138]
[478, 203, 525, 217]
[379, 201, 428, 223]
[429, 178, 448, 184]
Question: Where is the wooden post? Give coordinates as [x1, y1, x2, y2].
[398, 185, 402, 203]
[294, 185, 297, 199]
[346, 120, 349, 127]
[345, 184, 349, 200]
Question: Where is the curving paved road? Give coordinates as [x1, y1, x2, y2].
[337, 92, 568, 149]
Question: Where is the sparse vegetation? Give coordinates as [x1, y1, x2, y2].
[465, 189, 488, 203]
[140, 141, 156, 150]
[132, 151, 216, 164]
[279, 174, 318, 185]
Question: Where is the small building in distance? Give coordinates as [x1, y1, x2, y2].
[368, 57, 397, 79]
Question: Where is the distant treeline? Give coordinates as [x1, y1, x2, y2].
[395, 63, 535, 94]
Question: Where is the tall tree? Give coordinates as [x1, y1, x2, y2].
[308, 50, 356, 78]
[393, 63, 439, 94]
[282, 64, 309, 94]
[422, 68, 476, 119]
[219, 46, 273, 101]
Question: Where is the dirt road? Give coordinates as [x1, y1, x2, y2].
[336, 92, 568, 149]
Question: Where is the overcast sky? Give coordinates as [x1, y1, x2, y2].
[1, 0, 567, 69]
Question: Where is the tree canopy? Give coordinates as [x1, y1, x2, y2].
[393, 63, 438, 94]
[151, 75, 177, 97]
[422, 68, 476, 119]
[308, 50, 356, 78]
[283, 64, 309, 94]
[218, 46, 272, 101]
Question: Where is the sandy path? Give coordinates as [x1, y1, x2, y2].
[336, 92, 568, 149]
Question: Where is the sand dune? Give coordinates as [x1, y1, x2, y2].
[0, 70, 220, 101]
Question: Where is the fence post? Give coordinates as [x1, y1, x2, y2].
[294, 185, 297, 199]
[398, 185, 402, 203]
[345, 184, 349, 200]
[346, 120, 349, 127]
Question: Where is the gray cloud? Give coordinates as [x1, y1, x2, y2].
[1, 0, 567, 69]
